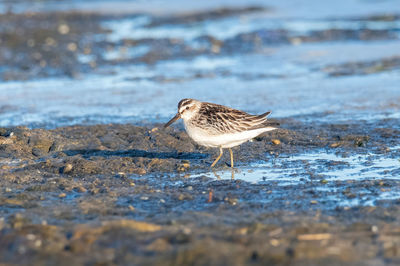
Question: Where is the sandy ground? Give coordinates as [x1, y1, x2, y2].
[0, 118, 399, 265]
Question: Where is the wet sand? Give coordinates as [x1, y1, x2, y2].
[1, 117, 399, 265]
[1, 1, 400, 265]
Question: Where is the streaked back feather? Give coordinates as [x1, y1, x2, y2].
[192, 101, 278, 134]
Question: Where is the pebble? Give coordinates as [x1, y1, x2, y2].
[45, 37, 56, 46]
[115, 172, 126, 178]
[76, 186, 87, 193]
[181, 162, 190, 168]
[330, 143, 341, 148]
[62, 163, 73, 174]
[57, 23, 70, 34]
[271, 139, 281, 145]
[137, 168, 147, 175]
[67, 42, 77, 52]
[0, 136, 13, 145]
[371, 225, 379, 233]
[270, 239, 280, 246]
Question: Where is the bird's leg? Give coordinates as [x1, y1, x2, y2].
[228, 148, 234, 168]
[211, 147, 223, 167]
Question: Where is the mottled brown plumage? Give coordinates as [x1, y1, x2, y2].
[165, 98, 279, 168]
[192, 101, 277, 134]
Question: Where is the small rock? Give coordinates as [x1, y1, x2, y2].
[115, 172, 126, 179]
[67, 42, 77, 52]
[3, 198, 23, 206]
[32, 148, 45, 157]
[58, 23, 70, 34]
[103, 219, 161, 232]
[146, 238, 171, 252]
[224, 197, 238, 205]
[61, 163, 73, 174]
[29, 136, 53, 154]
[45, 37, 56, 46]
[0, 128, 7, 136]
[330, 142, 341, 148]
[58, 193, 66, 198]
[0, 136, 13, 144]
[270, 239, 280, 246]
[371, 225, 379, 233]
[137, 168, 146, 175]
[271, 139, 281, 145]
[181, 162, 190, 168]
[297, 233, 331, 241]
[75, 186, 87, 193]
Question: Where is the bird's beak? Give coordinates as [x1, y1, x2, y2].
[164, 113, 181, 128]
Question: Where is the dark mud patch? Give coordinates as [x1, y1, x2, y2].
[1, 117, 398, 175]
[103, 27, 399, 66]
[146, 6, 268, 27]
[322, 56, 400, 76]
[0, 11, 113, 80]
[2, 9, 400, 81]
[0, 119, 399, 265]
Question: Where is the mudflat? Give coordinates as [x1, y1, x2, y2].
[1, 0, 400, 265]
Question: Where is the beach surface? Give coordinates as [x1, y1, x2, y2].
[0, 0, 400, 265]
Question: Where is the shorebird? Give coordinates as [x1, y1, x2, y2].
[164, 99, 279, 168]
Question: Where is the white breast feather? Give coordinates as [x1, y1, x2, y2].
[184, 122, 276, 148]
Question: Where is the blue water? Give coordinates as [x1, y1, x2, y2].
[1, 4, 400, 127]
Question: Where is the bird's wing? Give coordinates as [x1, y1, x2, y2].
[197, 102, 277, 134]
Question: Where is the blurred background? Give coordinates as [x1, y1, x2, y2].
[0, 0, 399, 128]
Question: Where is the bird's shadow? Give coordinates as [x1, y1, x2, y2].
[63, 149, 208, 160]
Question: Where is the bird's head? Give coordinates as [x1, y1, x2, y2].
[164, 98, 200, 128]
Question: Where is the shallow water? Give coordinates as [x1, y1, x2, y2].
[187, 146, 400, 206]
[1, 0, 400, 127]
[193, 149, 400, 184]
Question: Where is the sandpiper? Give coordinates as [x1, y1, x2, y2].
[164, 99, 279, 168]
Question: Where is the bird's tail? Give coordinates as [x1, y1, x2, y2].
[263, 121, 280, 127]
[259, 111, 279, 127]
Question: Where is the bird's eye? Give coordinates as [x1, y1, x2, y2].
[186, 107, 189, 110]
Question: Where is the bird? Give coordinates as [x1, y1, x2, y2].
[164, 99, 279, 168]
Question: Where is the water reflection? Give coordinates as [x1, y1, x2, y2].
[212, 168, 236, 180]
[192, 147, 400, 184]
